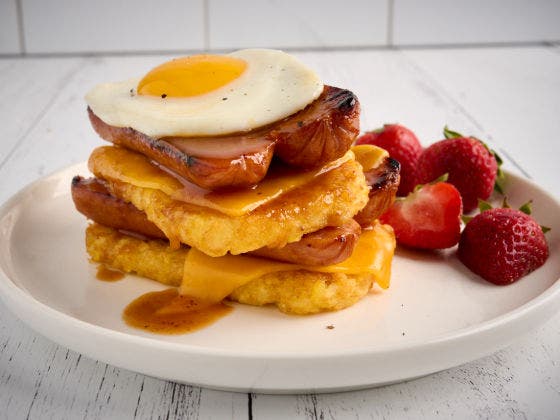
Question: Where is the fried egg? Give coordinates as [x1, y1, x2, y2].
[85, 49, 323, 138]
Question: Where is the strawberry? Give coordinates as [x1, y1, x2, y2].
[415, 127, 501, 213]
[379, 179, 463, 249]
[458, 206, 549, 285]
[356, 124, 422, 196]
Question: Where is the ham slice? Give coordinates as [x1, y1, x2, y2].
[88, 85, 359, 191]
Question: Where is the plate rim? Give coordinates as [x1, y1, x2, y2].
[0, 162, 560, 394]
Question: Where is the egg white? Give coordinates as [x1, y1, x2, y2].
[85, 49, 323, 138]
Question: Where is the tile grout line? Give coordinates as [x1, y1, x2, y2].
[247, 393, 253, 420]
[397, 49, 533, 178]
[0, 41, 555, 60]
[0, 59, 86, 172]
[15, 0, 26, 54]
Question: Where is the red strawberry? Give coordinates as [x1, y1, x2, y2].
[415, 127, 500, 213]
[379, 181, 463, 249]
[356, 124, 422, 195]
[458, 207, 549, 285]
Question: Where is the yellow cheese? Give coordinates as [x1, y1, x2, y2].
[89, 146, 183, 193]
[352, 144, 389, 171]
[89, 145, 353, 217]
[180, 222, 395, 303]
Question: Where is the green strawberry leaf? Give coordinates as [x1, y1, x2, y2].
[494, 171, 505, 194]
[473, 140, 505, 195]
[432, 173, 449, 183]
[519, 200, 533, 215]
[443, 126, 464, 139]
[493, 150, 505, 194]
[461, 215, 473, 224]
[478, 199, 493, 212]
[493, 149, 504, 166]
[474, 140, 505, 195]
[541, 226, 551, 234]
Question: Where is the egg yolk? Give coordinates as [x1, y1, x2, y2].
[137, 55, 247, 98]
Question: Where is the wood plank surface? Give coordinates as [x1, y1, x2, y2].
[0, 46, 558, 419]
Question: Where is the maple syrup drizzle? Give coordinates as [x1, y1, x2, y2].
[123, 288, 232, 334]
[96, 265, 125, 282]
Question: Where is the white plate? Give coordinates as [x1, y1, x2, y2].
[0, 163, 559, 394]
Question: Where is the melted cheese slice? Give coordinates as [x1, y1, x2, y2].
[352, 144, 388, 171]
[89, 145, 353, 217]
[180, 222, 396, 303]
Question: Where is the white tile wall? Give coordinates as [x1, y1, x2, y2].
[208, 0, 388, 49]
[0, 0, 21, 54]
[1, 0, 560, 55]
[393, 0, 560, 45]
[21, 0, 205, 54]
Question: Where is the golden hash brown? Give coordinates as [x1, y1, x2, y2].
[86, 223, 374, 314]
[89, 147, 369, 257]
[86, 223, 185, 287]
[228, 271, 373, 315]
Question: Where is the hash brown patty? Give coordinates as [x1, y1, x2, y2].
[86, 223, 374, 314]
[89, 146, 370, 257]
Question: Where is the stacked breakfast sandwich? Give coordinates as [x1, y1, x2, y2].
[71, 49, 400, 316]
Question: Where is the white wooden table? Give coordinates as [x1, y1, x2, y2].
[1, 46, 559, 419]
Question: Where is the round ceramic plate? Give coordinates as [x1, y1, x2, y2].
[0, 163, 559, 394]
